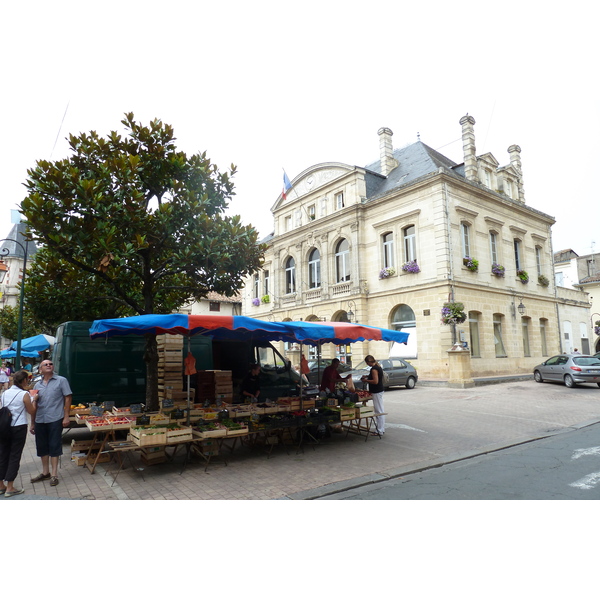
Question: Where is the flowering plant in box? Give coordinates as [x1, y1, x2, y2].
[251, 297, 260, 307]
[441, 301, 467, 325]
[595, 321, 600, 336]
[401, 260, 420, 274]
[463, 256, 479, 272]
[379, 267, 396, 279]
[537, 274, 549, 287]
[491, 263, 505, 277]
[261, 294, 270, 304]
[517, 269, 529, 283]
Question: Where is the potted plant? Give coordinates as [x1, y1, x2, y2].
[517, 269, 529, 283]
[538, 274, 549, 287]
[261, 294, 270, 304]
[463, 256, 479, 272]
[594, 321, 600, 336]
[251, 298, 260, 307]
[441, 301, 467, 325]
[401, 260, 420, 274]
[379, 267, 396, 279]
[491, 263, 505, 277]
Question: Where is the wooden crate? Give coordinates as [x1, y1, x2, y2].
[71, 439, 103, 453]
[166, 426, 193, 444]
[355, 406, 374, 418]
[193, 428, 227, 439]
[71, 453, 111, 466]
[129, 427, 167, 446]
[339, 407, 356, 421]
[226, 426, 249, 436]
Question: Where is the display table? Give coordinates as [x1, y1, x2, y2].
[343, 412, 388, 441]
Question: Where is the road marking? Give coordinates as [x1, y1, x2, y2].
[571, 446, 600, 460]
[569, 472, 600, 490]
[386, 423, 426, 433]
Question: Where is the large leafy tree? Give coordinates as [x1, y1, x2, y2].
[21, 113, 265, 409]
[0, 305, 48, 342]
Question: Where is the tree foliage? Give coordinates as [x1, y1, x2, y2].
[20, 113, 265, 408]
[0, 304, 48, 342]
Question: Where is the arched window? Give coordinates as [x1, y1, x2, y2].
[390, 304, 417, 358]
[493, 313, 507, 357]
[308, 248, 321, 289]
[382, 232, 394, 269]
[335, 239, 350, 282]
[285, 257, 296, 294]
[460, 222, 471, 258]
[403, 225, 416, 262]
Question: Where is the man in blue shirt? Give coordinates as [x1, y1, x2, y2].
[30, 360, 72, 487]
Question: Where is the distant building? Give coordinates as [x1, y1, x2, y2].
[0, 223, 37, 348]
[180, 291, 242, 316]
[243, 114, 590, 384]
[554, 249, 600, 353]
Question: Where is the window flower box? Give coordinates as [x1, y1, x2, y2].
[441, 301, 467, 325]
[537, 274, 549, 287]
[517, 269, 529, 283]
[379, 267, 396, 279]
[463, 256, 479, 272]
[491, 263, 505, 277]
[251, 298, 260, 307]
[261, 294, 270, 304]
[401, 260, 420, 274]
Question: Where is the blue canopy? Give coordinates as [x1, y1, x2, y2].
[89, 314, 409, 346]
[9, 334, 55, 353]
[1, 348, 40, 359]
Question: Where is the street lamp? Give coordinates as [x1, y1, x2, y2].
[0, 237, 29, 369]
[347, 300, 357, 323]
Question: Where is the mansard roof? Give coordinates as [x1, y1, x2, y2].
[364, 141, 460, 200]
[0, 223, 37, 260]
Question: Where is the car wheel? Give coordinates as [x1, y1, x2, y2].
[534, 371, 543, 383]
[564, 374, 577, 388]
[405, 376, 416, 389]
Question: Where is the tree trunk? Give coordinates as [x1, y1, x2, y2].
[144, 332, 159, 412]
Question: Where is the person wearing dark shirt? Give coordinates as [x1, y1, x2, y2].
[361, 355, 385, 435]
[240, 364, 261, 403]
[320, 358, 351, 392]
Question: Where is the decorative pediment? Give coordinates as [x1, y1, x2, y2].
[272, 162, 355, 212]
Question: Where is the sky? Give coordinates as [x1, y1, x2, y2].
[3, 0, 594, 558]
[1, 1, 598, 257]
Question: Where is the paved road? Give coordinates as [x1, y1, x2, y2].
[323, 421, 600, 499]
[4, 378, 600, 500]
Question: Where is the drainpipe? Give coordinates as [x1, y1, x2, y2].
[442, 177, 457, 343]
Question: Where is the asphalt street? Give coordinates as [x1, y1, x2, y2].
[325, 419, 600, 499]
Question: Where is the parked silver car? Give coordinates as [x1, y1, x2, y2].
[533, 354, 600, 388]
[305, 359, 353, 386]
[349, 358, 418, 390]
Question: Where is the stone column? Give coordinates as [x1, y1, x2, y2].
[446, 343, 475, 388]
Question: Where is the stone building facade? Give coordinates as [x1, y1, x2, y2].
[243, 115, 588, 383]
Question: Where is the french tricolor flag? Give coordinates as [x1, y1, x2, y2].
[282, 169, 292, 200]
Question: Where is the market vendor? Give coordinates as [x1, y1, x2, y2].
[320, 358, 352, 393]
[239, 363, 261, 403]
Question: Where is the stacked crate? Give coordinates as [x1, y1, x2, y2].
[157, 334, 183, 405]
[196, 370, 234, 405]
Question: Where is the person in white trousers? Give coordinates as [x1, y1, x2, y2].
[361, 355, 385, 435]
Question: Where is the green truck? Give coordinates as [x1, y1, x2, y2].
[52, 321, 303, 407]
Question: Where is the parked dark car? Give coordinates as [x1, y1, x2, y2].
[533, 354, 600, 388]
[305, 359, 353, 386]
[349, 358, 418, 390]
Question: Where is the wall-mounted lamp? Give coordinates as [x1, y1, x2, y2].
[511, 295, 526, 318]
[347, 300, 357, 323]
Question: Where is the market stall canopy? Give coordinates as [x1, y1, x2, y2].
[9, 333, 56, 353]
[1, 348, 40, 359]
[89, 314, 409, 346]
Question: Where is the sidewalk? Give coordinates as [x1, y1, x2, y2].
[5, 379, 600, 500]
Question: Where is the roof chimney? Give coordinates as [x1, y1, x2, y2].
[459, 115, 478, 181]
[377, 127, 398, 176]
[507, 144, 525, 202]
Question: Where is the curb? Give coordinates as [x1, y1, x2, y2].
[283, 418, 600, 500]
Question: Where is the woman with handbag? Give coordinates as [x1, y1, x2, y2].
[0, 370, 36, 497]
